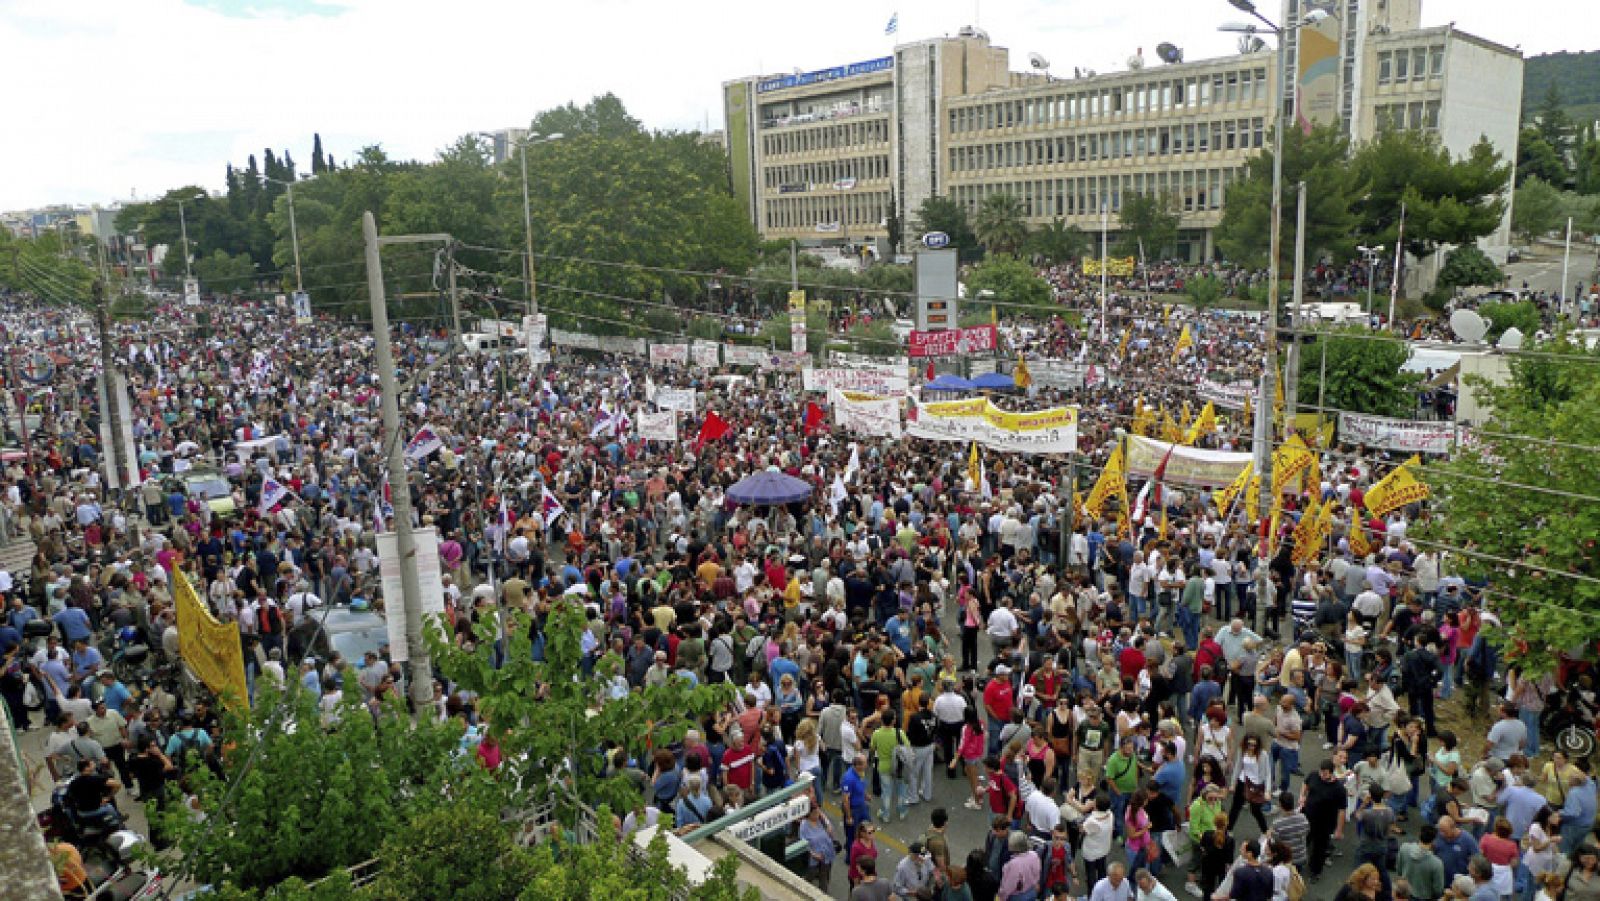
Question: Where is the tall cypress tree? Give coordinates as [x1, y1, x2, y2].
[311, 133, 327, 174]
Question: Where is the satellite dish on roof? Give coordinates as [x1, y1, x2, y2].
[1029, 52, 1051, 70]
[1449, 309, 1489, 345]
[1497, 326, 1525, 351]
[1156, 43, 1184, 64]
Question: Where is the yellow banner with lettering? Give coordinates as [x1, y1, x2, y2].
[1082, 256, 1136, 277]
[173, 566, 249, 710]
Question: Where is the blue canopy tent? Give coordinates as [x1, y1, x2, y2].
[971, 372, 1016, 390]
[726, 470, 814, 506]
[924, 375, 977, 393]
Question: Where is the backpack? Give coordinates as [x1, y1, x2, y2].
[1287, 865, 1307, 901]
[172, 730, 201, 772]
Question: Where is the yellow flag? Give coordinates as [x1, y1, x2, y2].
[1161, 411, 1183, 445]
[991, 305, 998, 326]
[1171, 324, 1194, 362]
[1180, 401, 1194, 432]
[967, 441, 983, 495]
[1364, 454, 1430, 518]
[1162, 304, 1172, 325]
[1131, 401, 1155, 437]
[173, 566, 250, 710]
[1159, 508, 1170, 540]
[1085, 442, 1128, 518]
[1241, 393, 1254, 429]
[1213, 463, 1253, 516]
[1271, 433, 1315, 493]
[1292, 493, 1324, 565]
[1071, 490, 1084, 531]
[1186, 401, 1218, 445]
[1117, 327, 1131, 359]
[1273, 367, 1286, 431]
[1349, 516, 1373, 559]
[1014, 353, 1033, 389]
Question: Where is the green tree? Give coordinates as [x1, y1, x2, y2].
[972, 193, 1028, 256]
[1479, 300, 1541, 341]
[367, 801, 539, 900]
[1023, 218, 1088, 266]
[1513, 176, 1565, 240]
[1421, 334, 1600, 674]
[1576, 126, 1600, 194]
[963, 254, 1055, 316]
[1436, 245, 1504, 293]
[1351, 131, 1512, 263]
[1216, 124, 1365, 270]
[1297, 326, 1422, 417]
[149, 681, 465, 890]
[911, 195, 979, 258]
[518, 813, 755, 901]
[1516, 127, 1569, 187]
[192, 249, 259, 292]
[1116, 192, 1180, 258]
[530, 93, 643, 139]
[1185, 275, 1225, 309]
[1534, 83, 1574, 156]
[428, 600, 735, 818]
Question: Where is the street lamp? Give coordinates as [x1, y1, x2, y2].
[264, 175, 308, 293]
[481, 131, 565, 317]
[1357, 244, 1385, 318]
[1217, 1, 1331, 553]
[176, 191, 206, 282]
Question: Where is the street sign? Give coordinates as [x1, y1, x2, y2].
[183, 278, 200, 306]
[726, 795, 812, 842]
[922, 231, 950, 249]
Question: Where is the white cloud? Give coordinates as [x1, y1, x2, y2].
[3, 0, 1591, 211]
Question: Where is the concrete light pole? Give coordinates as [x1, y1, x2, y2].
[264, 175, 306, 292]
[481, 131, 566, 317]
[176, 192, 205, 282]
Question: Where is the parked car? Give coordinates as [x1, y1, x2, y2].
[181, 468, 237, 518]
[311, 604, 390, 663]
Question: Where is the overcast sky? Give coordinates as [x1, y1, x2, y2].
[4, 0, 1594, 212]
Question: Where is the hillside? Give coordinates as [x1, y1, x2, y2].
[1522, 50, 1600, 126]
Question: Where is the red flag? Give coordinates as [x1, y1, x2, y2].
[802, 401, 825, 435]
[1150, 442, 1176, 516]
[694, 411, 731, 450]
[925, 360, 936, 381]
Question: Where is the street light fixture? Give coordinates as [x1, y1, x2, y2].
[479, 130, 565, 317]
[1357, 245, 1386, 318]
[264, 175, 309, 293]
[176, 191, 206, 282]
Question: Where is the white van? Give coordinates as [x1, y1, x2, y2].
[461, 333, 503, 354]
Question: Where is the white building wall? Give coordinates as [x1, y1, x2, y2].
[1437, 32, 1523, 262]
[895, 41, 941, 231]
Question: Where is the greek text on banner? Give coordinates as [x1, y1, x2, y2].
[907, 324, 998, 358]
[907, 398, 1078, 454]
[1125, 435, 1252, 489]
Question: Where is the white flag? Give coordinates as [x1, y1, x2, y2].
[830, 473, 848, 516]
[844, 445, 861, 484]
[259, 478, 290, 516]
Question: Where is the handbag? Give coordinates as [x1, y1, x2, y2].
[1384, 752, 1413, 795]
[1245, 779, 1268, 805]
[22, 678, 41, 709]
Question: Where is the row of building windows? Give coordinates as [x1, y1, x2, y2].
[763, 191, 889, 231]
[762, 154, 891, 190]
[1375, 99, 1442, 132]
[761, 117, 889, 157]
[947, 67, 1269, 134]
[1377, 45, 1446, 86]
[950, 167, 1244, 220]
[947, 117, 1266, 173]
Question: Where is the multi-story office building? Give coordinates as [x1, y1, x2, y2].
[722, 0, 1522, 262]
[483, 127, 529, 166]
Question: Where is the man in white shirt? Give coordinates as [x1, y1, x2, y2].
[733, 556, 757, 594]
[285, 582, 322, 628]
[987, 599, 1020, 654]
[1351, 582, 1386, 628]
[1128, 558, 1155, 625]
[1025, 777, 1063, 837]
[1135, 867, 1177, 901]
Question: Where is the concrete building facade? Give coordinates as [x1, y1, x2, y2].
[722, 0, 1522, 263]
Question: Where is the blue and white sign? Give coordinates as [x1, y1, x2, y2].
[922, 231, 951, 249]
[758, 56, 894, 93]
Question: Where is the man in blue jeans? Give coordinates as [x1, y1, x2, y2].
[1272, 692, 1303, 793]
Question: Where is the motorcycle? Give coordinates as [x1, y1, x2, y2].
[1543, 683, 1599, 760]
[38, 783, 163, 900]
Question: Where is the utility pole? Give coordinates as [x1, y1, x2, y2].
[1387, 201, 1406, 330]
[1099, 201, 1109, 343]
[1283, 181, 1307, 438]
[362, 211, 437, 713]
[1561, 216, 1574, 318]
[286, 181, 304, 293]
[447, 244, 462, 343]
[92, 280, 131, 501]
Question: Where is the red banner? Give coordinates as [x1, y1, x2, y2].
[907, 324, 998, 358]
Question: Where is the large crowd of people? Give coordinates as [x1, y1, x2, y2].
[0, 271, 1596, 901]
